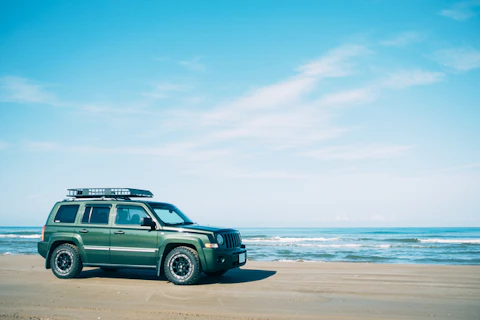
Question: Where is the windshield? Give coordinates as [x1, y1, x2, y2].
[149, 205, 194, 226]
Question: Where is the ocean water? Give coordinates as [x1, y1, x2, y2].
[239, 227, 480, 265]
[0, 227, 42, 255]
[1, 227, 479, 265]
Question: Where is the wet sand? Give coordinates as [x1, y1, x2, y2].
[0, 255, 479, 319]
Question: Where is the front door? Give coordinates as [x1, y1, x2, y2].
[110, 204, 159, 267]
[76, 204, 112, 264]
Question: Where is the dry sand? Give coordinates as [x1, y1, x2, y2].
[0, 255, 479, 320]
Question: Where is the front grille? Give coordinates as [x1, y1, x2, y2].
[223, 232, 241, 248]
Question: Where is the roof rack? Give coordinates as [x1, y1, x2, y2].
[67, 188, 153, 199]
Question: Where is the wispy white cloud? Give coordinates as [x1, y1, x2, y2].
[141, 83, 186, 100]
[433, 47, 480, 72]
[382, 69, 445, 89]
[11, 44, 440, 179]
[440, 0, 480, 21]
[157, 56, 206, 72]
[380, 31, 425, 47]
[181, 95, 206, 105]
[297, 44, 370, 77]
[0, 75, 166, 115]
[185, 163, 308, 179]
[202, 76, 317, 123]
[314, 69, 444, 109]
[22, 140, 232, 163]
[23, 141, 59, 152]
[20, 139, 308, 179]
[177, 56, 206, 72]
[0, 76, 61, 106]
[298, 145, 414, 160]
[77, 82, 187, 115]
[150, 46, 446, 160]
[79, 103, 152, 115]
[317, 87, 376, 107]
[204, 109, 352, 149]
[185, 44, 371, 149]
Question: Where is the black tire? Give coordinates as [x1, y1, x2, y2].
[164, 246, 202, 285]
[100, 267, 118, 272]
[204, 269, 228, 277]
[50, 244, 83, 279]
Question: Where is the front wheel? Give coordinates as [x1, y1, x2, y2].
[204, 270, 228, 277]
[164, 246, 202, 285]
[50, 244, 83, 279]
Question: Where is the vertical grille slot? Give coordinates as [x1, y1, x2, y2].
[223, 232, 241, 248]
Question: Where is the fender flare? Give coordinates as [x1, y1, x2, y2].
[156, 238, 207, 277]
[45, 233, 84, 269]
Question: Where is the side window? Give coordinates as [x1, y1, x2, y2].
[81, 205, 110, 224]
[154, 208, 185, 225]
[54, 205, 79, 223]
[115, 205, 149, 226]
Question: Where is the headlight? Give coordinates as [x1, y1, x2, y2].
[216, 234, 224, 246]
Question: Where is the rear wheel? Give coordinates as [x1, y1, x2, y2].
[204, 269, 228, 277]
[164, 246, 202, 285]
[51, 244, 83, 279]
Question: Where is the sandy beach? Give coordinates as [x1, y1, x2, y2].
[0, 255, 479, 320]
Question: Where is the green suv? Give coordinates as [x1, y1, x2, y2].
[37, 188, 247, 285]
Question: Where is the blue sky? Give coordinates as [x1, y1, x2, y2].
[0, 0, 479, 227]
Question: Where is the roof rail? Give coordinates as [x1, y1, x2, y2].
[67, 188, 153, 199]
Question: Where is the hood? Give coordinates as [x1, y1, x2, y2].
[179, 224, 237, 233]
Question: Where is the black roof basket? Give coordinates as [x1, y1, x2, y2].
[67, 188, 153, 199]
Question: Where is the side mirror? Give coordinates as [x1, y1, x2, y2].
[141, 217, 156, 230]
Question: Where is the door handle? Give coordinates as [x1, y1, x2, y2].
[79, 229, 88, 233]
[114, 230, 125, 235]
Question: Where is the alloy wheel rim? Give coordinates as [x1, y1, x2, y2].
[170, 253, 193, 279]
[55, 250, 73, 274]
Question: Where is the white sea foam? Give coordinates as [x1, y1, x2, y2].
[419, 238, 480, 244]
[243, 237, 339, 243]
[274, 259, 320, 263]
[377, 244, 391, 248]
[296, 243, 362, 248]
[274, 259, 302, 262]
[247, 242, 392, 249]
[0, 234, 41, 239]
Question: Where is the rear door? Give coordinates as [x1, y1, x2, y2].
[77, 204, 112, 264]
[110, 204, 159, 267]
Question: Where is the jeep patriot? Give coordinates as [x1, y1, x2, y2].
[37, 188, 247, 285]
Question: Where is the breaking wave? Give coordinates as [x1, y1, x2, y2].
[243, 237, 340, 243]
[0, 234, 41, 239]
[419, 238, 480, 244]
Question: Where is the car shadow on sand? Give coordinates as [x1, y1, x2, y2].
[197, 268, 276, 285]
[78, 267, 276, 284]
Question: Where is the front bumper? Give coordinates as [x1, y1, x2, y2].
[203, 245, 247, 272]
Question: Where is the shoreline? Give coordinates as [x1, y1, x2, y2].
[3, 253, 480, 266]
[1, 255, 479, 319]
[3, 227, 480, 265]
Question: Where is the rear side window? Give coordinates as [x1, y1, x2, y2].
[54, 205, 79, 223]
[82, 205, 111, 224]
